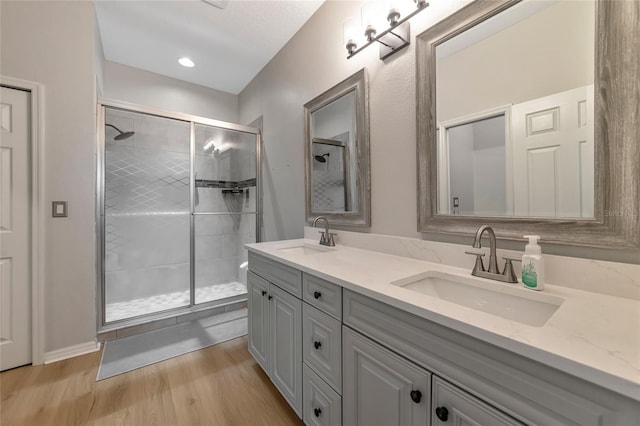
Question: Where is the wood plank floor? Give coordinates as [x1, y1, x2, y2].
[0, 336, 303, 426]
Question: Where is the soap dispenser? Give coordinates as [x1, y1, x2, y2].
[521, 235, 545, 291]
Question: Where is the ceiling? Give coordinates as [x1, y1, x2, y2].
[94, 0, 325, 95]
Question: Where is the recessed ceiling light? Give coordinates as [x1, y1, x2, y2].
[178, 57, 195, 68]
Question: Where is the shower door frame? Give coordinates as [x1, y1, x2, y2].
[96, 98, 262, 331]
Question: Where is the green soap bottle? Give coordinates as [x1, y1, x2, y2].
[521, 235, 545, 291]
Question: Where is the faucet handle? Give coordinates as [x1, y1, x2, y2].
[502, 255, 521, 262]
[501, 256, 521, 283]
[318, 230, 328, 244]
[465, 250, 485, 274]
[327, 233, 337, 247]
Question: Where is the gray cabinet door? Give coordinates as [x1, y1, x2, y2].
[270, 283, 303, 417]
[343, 327, 431, 426]
[248, 271, 270, 372]
[432, 377, 525, 426]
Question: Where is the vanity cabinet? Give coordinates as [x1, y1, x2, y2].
[247, 254, 303, 417]
[248, 252, 639, 426]
[343, 327, 431, 426]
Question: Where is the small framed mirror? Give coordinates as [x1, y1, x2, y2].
[304, 69, 371, 227]
[416, 0, 640, 250]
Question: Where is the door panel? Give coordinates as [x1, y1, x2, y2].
[270, 284, 302, 416]
[512, 85, 594, 217]
[432, 377, 524, 426]
[247, 272, 269, 372]
[343, 327, 430, 426]
[0, 86, 31, 370]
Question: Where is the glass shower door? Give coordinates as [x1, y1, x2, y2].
[103, 107, 191, 322]
[194, 124, 257, 304]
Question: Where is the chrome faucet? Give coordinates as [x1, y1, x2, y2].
[465, 225, 519, 283]
[312, 216, 336, 247]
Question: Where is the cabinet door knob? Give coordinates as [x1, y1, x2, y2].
[314, 408, 322, 417]
[261, 290, 267, 296]
[313, 291, 322, 299]
[410, 390, 422, 403]
[313, 341, 322, 350]
[435, 406, 449, 422]
[268, 295, 273, 300]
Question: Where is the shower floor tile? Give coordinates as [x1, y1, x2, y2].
[106, 281, 247, 323]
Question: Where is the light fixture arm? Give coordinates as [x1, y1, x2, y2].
[347, 2, 429, 60]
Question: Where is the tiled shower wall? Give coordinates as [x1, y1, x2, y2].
[104, 108, 257, 311]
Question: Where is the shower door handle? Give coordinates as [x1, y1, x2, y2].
[261, 290, 267, 296]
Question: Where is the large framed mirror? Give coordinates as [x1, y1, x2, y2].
[416, 0, 639, 250]
[304, 69, 371, 227]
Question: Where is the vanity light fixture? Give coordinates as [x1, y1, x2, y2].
[344, 0, 429, 60]
[178, 57, 195, 68]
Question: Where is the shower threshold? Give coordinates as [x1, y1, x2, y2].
[105, 281, 247, 323]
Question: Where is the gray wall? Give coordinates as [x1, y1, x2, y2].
[1, 1, 99, 351]
[0, 1, 244, 353]
[103, 61, 238, 123]
[238, 0, 637, 263]
[238, 0, 475, 242]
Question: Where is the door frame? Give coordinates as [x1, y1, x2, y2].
[437, 104, 513, 215]
[1, 75, 46, 365]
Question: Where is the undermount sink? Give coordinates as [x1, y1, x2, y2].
[277, 244, 332, 256]
[392, 271, 564, 327]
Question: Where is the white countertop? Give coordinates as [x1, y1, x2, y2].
[246, 238, 640, 401]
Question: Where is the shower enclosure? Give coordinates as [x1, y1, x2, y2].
[97, 100, 261, 328]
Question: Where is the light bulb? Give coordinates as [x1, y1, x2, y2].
[361, 2, 381, 41]
[343, 17, 359, 55]
[178, 57, 195, 68]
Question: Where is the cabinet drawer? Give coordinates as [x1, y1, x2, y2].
[249, 252, 302, 297]
[303, 364, 342, 426]
[303, 303, 342, 393]
[432, 376, 524, 426]
[303, 273, 342, 319]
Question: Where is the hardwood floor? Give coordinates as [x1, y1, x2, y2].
[0, 336, 303, 426]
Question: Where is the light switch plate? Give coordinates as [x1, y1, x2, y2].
[52, 201, 67, 217]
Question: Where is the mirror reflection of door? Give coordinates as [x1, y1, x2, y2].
[438, 113, 509, 216]
[437, 84, 594, 219]
[435, 0, 595, 219]
[312, 137, 351, 212]
[511, 85, 594, 218]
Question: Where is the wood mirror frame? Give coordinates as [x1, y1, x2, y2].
[416, 0, 639, 250]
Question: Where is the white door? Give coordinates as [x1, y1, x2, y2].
[0, 86, 32, 370]
[511, 85, 594, 218]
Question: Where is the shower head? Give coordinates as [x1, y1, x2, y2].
[106, 123, 135, 140]
[314, 153, 330, 163]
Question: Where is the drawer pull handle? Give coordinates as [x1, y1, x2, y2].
[435, 406, 449, 422]
[261, 290, 267, 296]
[313, 291, 322, 299]
[410, 390, 422, 403]
[314, 408, 322, 417]
[313, 341, 322, 350]
[268, 295, 273, 300]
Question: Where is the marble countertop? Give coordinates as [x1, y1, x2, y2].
[246, 238, 640, 401]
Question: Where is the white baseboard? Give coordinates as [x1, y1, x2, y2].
[44, 340, 101, 364]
